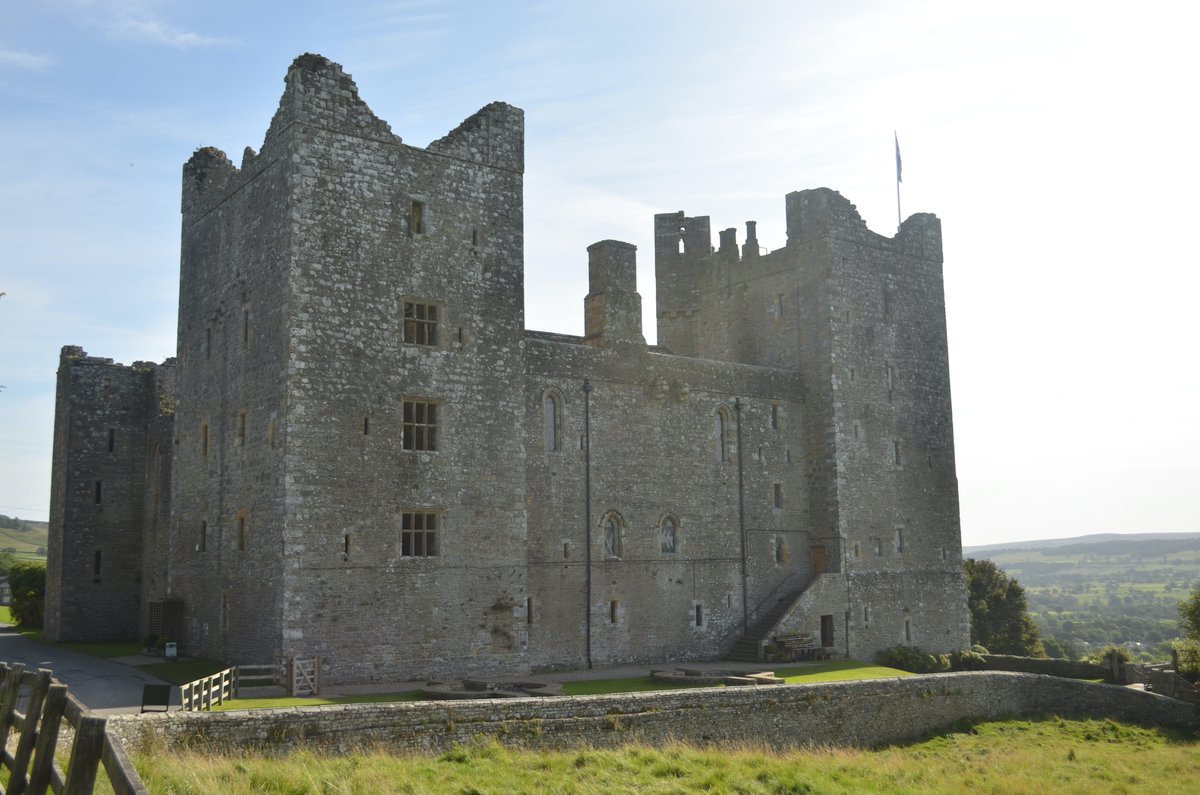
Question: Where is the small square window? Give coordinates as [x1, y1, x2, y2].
[401, 511, 439, 557]
[402, 400, 439, 450]
[403, 302, 439, 346]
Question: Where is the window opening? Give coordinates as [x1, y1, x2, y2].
[776, 294, 785, 318]
[201, 424, 209, 457]
[410, 200, 425, 235]
[543, 393, 559, 452]
[107, 428, 115, 453]
[403, 302, 439, 346]
[402, 400, 438, 450]
[603, 514, 622, 559]
[401, 511, 439, 557]
[774, 536, 784, 564]
[526, 597, 534, 625]
[660, 516, 678, 554]
[199, 520, 207, 553]
[773, 483, 783, 509]
[221, 592, 229, 632]
[873, 538, 883, 556]
[237, 412, 246, 446]
[893, 441, 901, 465]
[344, 533, 351, 557]
[236, 515, 247, 551]
[895, 528, 905, 554]
[610, 600, 619, 624]
[864, 605, 871, 624]
[904, 618, 912, 644]
[242, 310, 250, 348]
[563, 542, 570, 560]
[93, 550, 102, 577]
[695, 604, 703, 627]
[205, 327, 211, 360]
[363, 416, 370, 435]
[94, 480, 102, 504]
[770, 403, 779, 430]
[714, 408, 730, 463]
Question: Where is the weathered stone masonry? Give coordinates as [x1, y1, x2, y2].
[46, 53, 970, 683]
[106, 673, 1200, 755]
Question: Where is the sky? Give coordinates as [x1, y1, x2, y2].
[1, 0, 1198, 548]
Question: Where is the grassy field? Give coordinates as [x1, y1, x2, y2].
[118, 717, 1199, 794]
[0, 523, 48, 558]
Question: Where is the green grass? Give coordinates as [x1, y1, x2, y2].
[0, 606, 12, 625]
[122, 717, 1200, 794]
[213, 691, 424, 711]
[563, 660, 909, 695]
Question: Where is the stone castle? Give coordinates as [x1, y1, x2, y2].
[45, 54, 969, 683]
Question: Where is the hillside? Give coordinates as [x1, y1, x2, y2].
[966, 533, 1200, 656]
[0, 515, 48, 560]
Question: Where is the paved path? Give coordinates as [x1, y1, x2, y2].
[0, 625, 176, 715]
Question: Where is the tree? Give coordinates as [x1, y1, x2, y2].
[1180, 582, 1200, 640]
[963, 558, 1045, 657]
[8, 560, 45, 628]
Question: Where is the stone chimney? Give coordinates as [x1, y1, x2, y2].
[584, 240, 645, 348]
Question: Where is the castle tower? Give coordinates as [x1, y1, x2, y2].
[169, 55, 531, 680]
[45, 348, 173, 642]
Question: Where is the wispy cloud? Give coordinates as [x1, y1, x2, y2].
[106, 16, 235, 48]
[0, 48, 53, 70]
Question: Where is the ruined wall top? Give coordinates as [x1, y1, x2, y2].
[182, 54, 524, 215]
[785, 188, 941, 260]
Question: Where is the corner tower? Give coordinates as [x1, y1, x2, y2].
[169, 55, 530, 681]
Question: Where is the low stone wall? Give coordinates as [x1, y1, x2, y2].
[107, 672, 1198, 756]
[981, 654, 1110, 680]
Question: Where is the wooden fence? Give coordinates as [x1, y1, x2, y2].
[0, 661, 147, 795]
[179, 662, 289, 712]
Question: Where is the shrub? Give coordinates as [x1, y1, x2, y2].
[875, 645, 950, 674]
[1171, 639, 1200, 682]
[8, 560, 46, 628]
[948, 650, 987, 671]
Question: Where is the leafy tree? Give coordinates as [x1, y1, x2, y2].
[1179, 582, 1200, 640]
[963, 558, 1045, 657]
[8, 560, 45, 628]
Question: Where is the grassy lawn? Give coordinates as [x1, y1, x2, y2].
[564, 660, 909, 695]
[213, 691, 424, 711]
[0, 606, 12, 625]
[124, 717, 1200, 794]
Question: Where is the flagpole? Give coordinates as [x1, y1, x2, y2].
[894, 131, 902, 231]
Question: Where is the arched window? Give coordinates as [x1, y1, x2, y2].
[660, 515, 678, 554]
[601, 512, 624, 559]
[714, 406, 732, 462]
[543, 391, 560, 452]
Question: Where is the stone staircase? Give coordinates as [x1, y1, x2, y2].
[726, 577, 811, 662]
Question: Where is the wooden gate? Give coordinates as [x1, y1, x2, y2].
[290, 658, 320, 696]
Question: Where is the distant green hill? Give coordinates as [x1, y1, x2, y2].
[0, 515, 48, 559]
[966, 533, 1200, 658]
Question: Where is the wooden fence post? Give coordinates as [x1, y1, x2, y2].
[62, 714, 106, 795]
[0, 661, 26, 734]
[7, 668, 53, 795]
[28, 683, 67, 795]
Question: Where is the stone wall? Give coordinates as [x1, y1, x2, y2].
[980, 654, 1111, 680]
[108, 672, 1198, 756]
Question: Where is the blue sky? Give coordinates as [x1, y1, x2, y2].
[2, 0, 1198, 546]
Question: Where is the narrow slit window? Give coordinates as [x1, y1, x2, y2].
[714, 408, 731, 463]
[773, 483, 783, 509]
[410, 200, 425, 235]
[94, 480, 102, 504]
[770, 403, 780, 430]
[526, 597, 534, 625]
[893, 440, 901, 465]
[237, 412, 246, 446]
[199, 520, 207, 553]
[201, 423, 209, 457]
[363, 416, 370, 436]
[107, 428, 115, 453]
[242, 310, 250, 349]
[563, 542, 570, 560]
[344, 533, 351, 557]
[610, 600, 619, 624]
[236, 515, 247, 551]
[543, 393, 559, 452]
[205, 327, 211, 360]
[895, 529, 905, 554]
[904, 618, 912, 644]
[660, 516, 678, 554]
[695, 604, 703, 627]
[93, 549, 102, 577]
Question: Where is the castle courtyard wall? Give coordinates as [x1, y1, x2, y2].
[107, 672, 1200, 755]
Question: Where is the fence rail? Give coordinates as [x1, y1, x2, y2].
[179, 662, 289, 712]
[0, 661, 147, 794]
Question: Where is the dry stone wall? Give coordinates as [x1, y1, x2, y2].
[108, 673, 1199, 756]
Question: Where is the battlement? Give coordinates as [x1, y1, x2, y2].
[785, 188, 941, 259]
